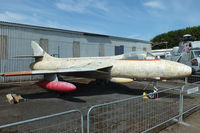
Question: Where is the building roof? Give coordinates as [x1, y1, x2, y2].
[0, 21, 150, 44]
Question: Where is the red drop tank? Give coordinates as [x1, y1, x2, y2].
[36, 80, 76, 92]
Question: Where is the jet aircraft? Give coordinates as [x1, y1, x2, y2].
[0, 41, 192, 94]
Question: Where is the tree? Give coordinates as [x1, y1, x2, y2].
[151, 26, 200, 49]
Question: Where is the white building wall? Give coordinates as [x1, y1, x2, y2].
[0, 22, 151, 82]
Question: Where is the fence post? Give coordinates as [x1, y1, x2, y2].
[179, 86, 184, 122]
[87, 107, 93, 133]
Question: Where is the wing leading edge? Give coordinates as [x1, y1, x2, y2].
[0, 65, 113, 77]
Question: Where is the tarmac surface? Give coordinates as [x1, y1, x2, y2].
[161, 109, 200, 133]
[0, 78, 154, 125]
[0, 78, 199, 132]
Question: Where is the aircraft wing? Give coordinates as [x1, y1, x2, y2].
[0, 65, 112, 77]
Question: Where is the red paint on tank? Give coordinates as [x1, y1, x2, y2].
[36, 80, 76, 92]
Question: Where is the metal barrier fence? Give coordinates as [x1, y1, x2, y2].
[0, 109, 84, 133]
[188, 75, 200, 83]
[0, 81, 200, 133]
[87, 81, 200, 133]
[87, 86, 181, 133]
[180, 81, 200, 121]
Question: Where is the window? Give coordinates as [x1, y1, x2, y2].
[99, 44, 104, 56]
[143, 47, 147, 52]
[40, 39, 49, 53]
[115, 45, 124, 55]
[0, 35, 8, 59]
[132, 47, 136, 51]
[73, 41, 80, 57]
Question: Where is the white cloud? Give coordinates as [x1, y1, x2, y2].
[127, 33, 141, 39]
[127, 33, 152, 41]
[46, 21, 106, 35]
[94, 1, 108, 12]
[56, 0, 108, 13]
[0, 11, 39, 25]
[56, 0, 85, 13]
[0, 11, 26, 21]
[144, 0, 165, 10]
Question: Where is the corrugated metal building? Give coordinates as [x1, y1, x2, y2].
[0, 21, 151, 82]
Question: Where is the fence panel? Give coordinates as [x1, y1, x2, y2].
[87, 87, 181, 133]
[188, 75, 200, 83]
[182, 81, 200, 113]
[0, 109, 84, 133]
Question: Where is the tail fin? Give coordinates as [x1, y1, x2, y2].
[31, 41, 44, 57]
[13, 41, 44, 59]
[31, 41, 55, 61]
[13, 41, 53, 60]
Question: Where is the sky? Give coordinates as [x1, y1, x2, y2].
[0, 0, 200, 41]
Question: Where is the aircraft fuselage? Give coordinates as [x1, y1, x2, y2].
[30, 53, 192, 81]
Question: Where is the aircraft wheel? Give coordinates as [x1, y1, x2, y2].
[148, 90, 157, 99]
[148, 93, 155, 99]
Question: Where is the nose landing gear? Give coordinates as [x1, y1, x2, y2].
[143, 81, 159, 99]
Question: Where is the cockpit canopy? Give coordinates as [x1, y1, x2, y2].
[122, 51, 157, 60]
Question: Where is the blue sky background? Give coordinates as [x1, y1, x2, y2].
[0, 0, 199, 41]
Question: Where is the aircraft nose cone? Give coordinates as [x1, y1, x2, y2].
[178, 64, 192, 77]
